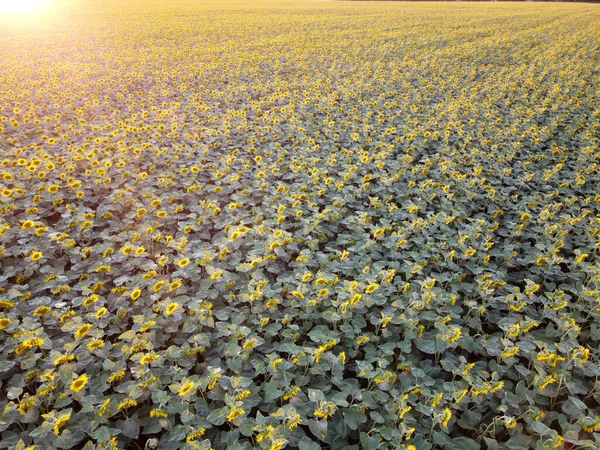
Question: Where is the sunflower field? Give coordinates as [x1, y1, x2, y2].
[1, 1, 600, 449]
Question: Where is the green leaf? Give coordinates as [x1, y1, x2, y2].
[506, 433, 534, 449]
[264, 382, 283, 402]
[452, 437, 481, 450]
[308, 419, 328, 441]
[360, 432, 380, 449]
[55, 429, 86, 449]
[207, 407, 229, 426]
[370, 411, 385, 424]
[456, 409, 481, 430]
[118, 330, 137, 341]
[298, 437, 321, 450]
[119, 417, 140, 440]
[433, 431, 454, 447]
[415, 339, 437, 354]
[308, 389, 324, 402]
[530, 420, 551, 437]
[0, 360, 16, 373]
[343, 409, 367, 430]
[483, 437, 502, 450]
[331, 391, 349, 407]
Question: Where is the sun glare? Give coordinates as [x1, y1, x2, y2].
[0, 0, 51, 14]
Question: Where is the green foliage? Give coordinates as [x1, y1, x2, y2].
[0, 1, 600, 449]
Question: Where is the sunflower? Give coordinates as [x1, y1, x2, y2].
[365, 283, 379, 294]
[70, 373, 89, 392]
[227, 408, 245, 422]
[165, 303, 179, 316]
[178, 381, 195, 397]
[178, 258, 190, 268]
[210, 270, 223, 280]
[168, 280, 182, 291]
[147, 279, 164, 293]
[53, 412, 71, 436]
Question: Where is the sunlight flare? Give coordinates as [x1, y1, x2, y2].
[0, 0, 51, 14]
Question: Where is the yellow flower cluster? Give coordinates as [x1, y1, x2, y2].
[582, 419, 600, 433]
[0, 1, 598, 447]
[314, 402, 337, 420]
[227, 408, 245, 422]
[314, 339, 337, 363]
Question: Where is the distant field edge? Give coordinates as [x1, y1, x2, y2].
[342, 0, 600, 3]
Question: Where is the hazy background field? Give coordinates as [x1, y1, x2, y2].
[1, 1, 600, 449]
